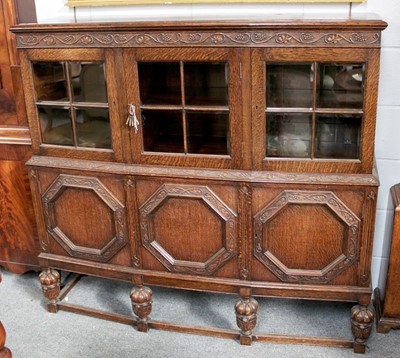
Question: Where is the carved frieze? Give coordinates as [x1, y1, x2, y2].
[16, 31, 381, 49]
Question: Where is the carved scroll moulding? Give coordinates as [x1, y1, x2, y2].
[42, 174, 126, 262]
[254, 190, 360, 283]
[139, 183, 237, 275]
[16, 31, 381, 49]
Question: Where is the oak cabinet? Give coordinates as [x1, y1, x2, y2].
[12, 17, 386, 353]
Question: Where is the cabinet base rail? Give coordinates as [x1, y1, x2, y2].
[43, 271, 357, 351]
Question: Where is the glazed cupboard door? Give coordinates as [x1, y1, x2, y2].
[20, 49, 125, 162]
[123, 48, 243, 169]
[252, 48, 380, 173]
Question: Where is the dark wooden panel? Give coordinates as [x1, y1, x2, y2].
[14, 0, 37, 24]
[0, 0, 32, 126]
[0, 0, 17, 125]
[0, 144, 38, 272]
[0, 1, 37, 272]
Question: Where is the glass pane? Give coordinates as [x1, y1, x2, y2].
[142, 109, 184, 153]
[187, 111, 229, 155]
[71, 62, 107, 103]
[266, 63, 313, 108]
[75, 107, 111, 149]
[317, 63, 364, 109]
[138, 62, 181, 105]
[266, 113, 312, 158]
[315, 114, 361, 159]
[185, 63, 228, 106]
[32, 62, 68, 102]
[37, 106, 73, 146]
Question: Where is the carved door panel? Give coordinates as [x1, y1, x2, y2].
[135, 179, 239, 278]
[250, 185, 370, 286]
[123, 47, 244, 169]
[36, 170, 130, 266]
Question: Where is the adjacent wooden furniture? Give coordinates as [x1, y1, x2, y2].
[11, 16, 387, 353]
[375, 183, 400, 333]
[0, 271, 12, 358]
[0, 0, 39, 273]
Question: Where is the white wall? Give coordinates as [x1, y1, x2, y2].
[35, 0, 400, 294]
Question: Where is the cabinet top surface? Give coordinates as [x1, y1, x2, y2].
[11, 14, 387, 33]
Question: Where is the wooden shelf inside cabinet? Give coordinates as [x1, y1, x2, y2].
[11, 17, 387, 354]
[375, 183, 400, 333]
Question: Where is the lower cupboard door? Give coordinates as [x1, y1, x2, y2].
[39, 171, 130, 265]
[135, 179, 239, 278]
[251, 186, 366, 286]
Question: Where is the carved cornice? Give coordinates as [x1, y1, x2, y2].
[26, 156, 379, 187]
[15, 30, 381, 49]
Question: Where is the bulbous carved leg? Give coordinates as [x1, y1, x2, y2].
[39, 268, 61, 313]
[130, 285, 153, 332]
[0, 321, 12, 358]
[235, 293, 259, 345]
[351, 304, 375, 354]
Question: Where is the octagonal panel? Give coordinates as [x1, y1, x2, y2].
[266, 204, 345, 270]
[254, 190, 360, 283]
[140, 183, 237, 275]
[42, 174, 126, 262]
[54, 188, 115, 250]
[153, 198, 224, 263]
